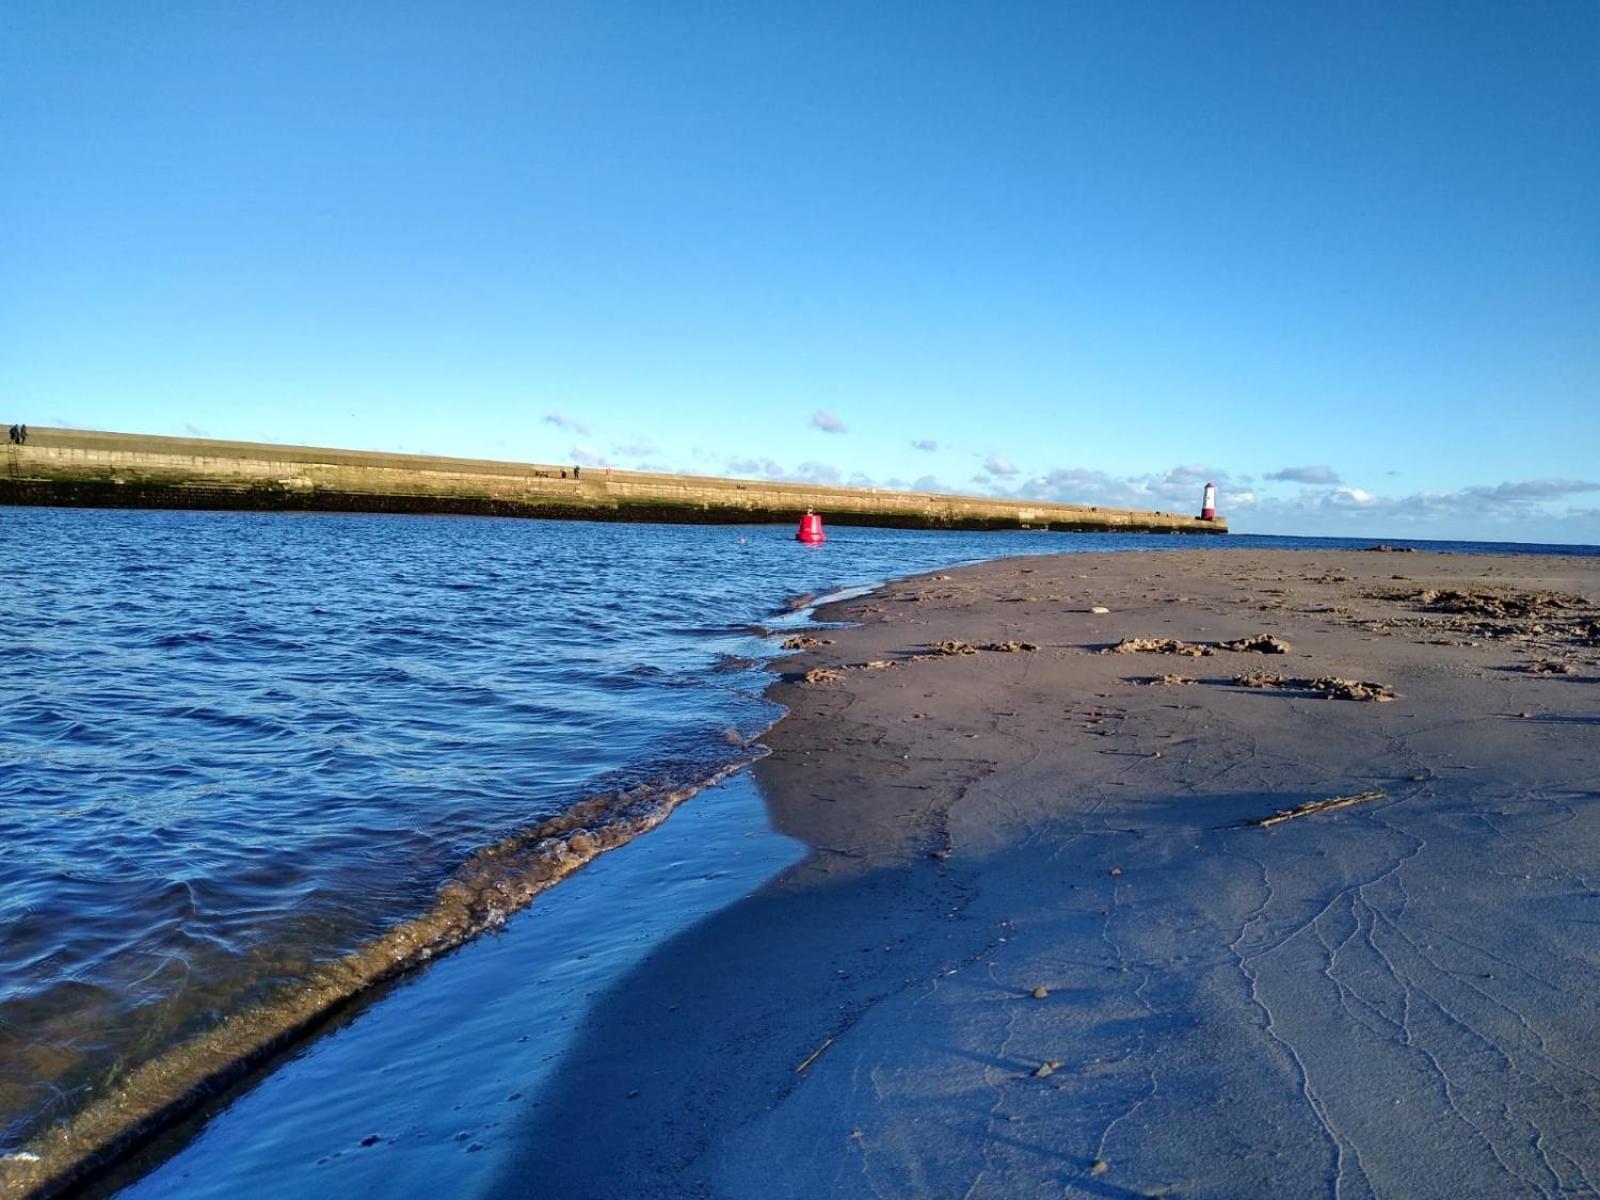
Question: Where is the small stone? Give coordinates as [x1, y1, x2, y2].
[1090, 1159, 1110, 1175]
[1091, 606, 1111, 614]
[1032, 985, 1050, 999]
[1032, 1060, 1061, 1078]
[1109, 866, 1122, 877]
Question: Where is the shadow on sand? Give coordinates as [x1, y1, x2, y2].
[484, 847, 986, 1198]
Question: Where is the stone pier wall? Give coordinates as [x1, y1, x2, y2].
[1, 428, 1227, 534]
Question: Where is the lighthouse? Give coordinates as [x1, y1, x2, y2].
[1200, 482, 1217, 521]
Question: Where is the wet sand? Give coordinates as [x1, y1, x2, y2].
[494, 548, 1600, 1199]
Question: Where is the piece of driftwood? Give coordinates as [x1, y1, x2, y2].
[794, 1037, 834, 1073]
[1253, 790, 1387, 828]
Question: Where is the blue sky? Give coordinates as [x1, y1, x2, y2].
[4, 1, 1596, 541]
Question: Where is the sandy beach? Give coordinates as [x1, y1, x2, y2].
[493, 547, 1600, 1199]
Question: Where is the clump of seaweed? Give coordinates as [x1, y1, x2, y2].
[1107, 632, 1292, 657]
[1525, 659, 1576, 675]
[1234, 670, 1287, 689]
[1232, 672, 1396, 702]
[1218, 633, 1293, 654]
[1412, 588, 1589, 620]
[1105, 637, 1212, 657]
[1308, 676, 1397, 702]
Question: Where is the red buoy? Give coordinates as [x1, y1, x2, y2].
[1200, 482, 1217, 521]
[796, 510, 825, 543]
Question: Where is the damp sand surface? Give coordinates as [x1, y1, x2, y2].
[480, 548, 1600, 1199]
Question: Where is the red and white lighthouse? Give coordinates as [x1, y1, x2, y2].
[1200, 482, 1217, 521]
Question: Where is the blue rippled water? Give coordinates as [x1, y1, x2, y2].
[0, 508, 1594, 1156]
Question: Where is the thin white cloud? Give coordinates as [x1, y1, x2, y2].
[570, 445, 609, 467]
[1184, 473, 1596, 538]
[1462, 479, 1600, 502]
[1326, 486, 1378, 508]
[792, 460, 843, 484]
[1010, 465, 1232, 512]
[983, 455, 1019, 477]
[811, 411, 848, 434]
[611, 439, 655, 457]
[726, 456, 786, 479]
[1266, 465, 1342, 485]
[910, 438, 938, 452]
[544, 413, 590, 435]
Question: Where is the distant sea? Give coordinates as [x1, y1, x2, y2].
[2, 507, 1594, 1159]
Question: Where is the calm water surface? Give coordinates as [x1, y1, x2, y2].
[1, 508, 1593, 1155]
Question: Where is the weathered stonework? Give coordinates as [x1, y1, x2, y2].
[1, 428, 1227, 534]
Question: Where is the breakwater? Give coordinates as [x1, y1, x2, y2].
[1, 428, 1226, 533]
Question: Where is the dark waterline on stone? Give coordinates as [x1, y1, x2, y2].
[1, 508, 1593, 1188]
